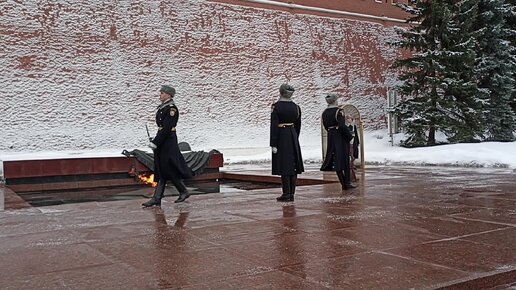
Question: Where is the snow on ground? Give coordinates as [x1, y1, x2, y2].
[1, 130, 515, 175]
[220, 130, 516, 169]
[363, 131, 516, 169]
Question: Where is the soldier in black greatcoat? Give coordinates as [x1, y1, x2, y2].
[320, 94, 356, 190]
[270, 84, 304, 202]
[142, 85, 193, 207]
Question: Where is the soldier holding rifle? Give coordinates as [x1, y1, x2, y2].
[142, 85, 193, 207]
[320, 94, 356, 190]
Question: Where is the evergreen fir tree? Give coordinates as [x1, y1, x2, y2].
[392, 0, 452, 147]
[507, 0, 516, 114]
[392, 0, 483, 147]
[475, 0, 516, 141]
[444, 0, 485, 143]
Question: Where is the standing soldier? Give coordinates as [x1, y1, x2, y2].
[142, 85, 193, 207]
[270, 84, 304, 202]
[320, 94, 356, 190]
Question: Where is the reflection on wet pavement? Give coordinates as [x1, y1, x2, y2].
[0, 165, 515, 289]
[14, 180, 280, 207]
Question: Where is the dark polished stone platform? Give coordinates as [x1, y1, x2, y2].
[0, 165, 514, 289]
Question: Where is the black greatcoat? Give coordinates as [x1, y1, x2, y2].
[270, 100, 305, 176]
[320, 107, 353, 171]
[152, 100, 193, 181]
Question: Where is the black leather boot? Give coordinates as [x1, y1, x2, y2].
[336, 170, 347, 190]
[276, 193, 294, 202]
[174, 191, 190, 203]
[170, 179, 189, 203]
[343, 166, 356, 190]
[277, 175, 291, 202]
[142, 180, 166, 207]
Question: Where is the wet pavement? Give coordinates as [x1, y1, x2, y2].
[0, 165, 515, 289]
[12, 180, 280, 208]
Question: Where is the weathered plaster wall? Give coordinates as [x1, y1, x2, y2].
[0, 0, 401, 152]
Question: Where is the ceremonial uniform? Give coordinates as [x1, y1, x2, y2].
[152, 99, 193, 182]
[143, 85, 193, 207]
[320, 95, 355, 190]
[270, 84, 304, 201]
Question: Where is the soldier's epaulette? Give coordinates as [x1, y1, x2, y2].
[162, 103, 176, 110]
[271, 102, 276, 112]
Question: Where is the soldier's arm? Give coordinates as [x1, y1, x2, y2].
[294, 105, 301, 137]
[270, 104, 279, 147]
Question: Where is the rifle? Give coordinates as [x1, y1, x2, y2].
[145, 124, 152, 142]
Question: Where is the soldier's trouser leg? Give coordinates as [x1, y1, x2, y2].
[171, 178, 190, 203]
[338, 169, 356, 190]
[289, 174, 297, 201]
[336, 170, 346, 190]
[281, 175, 291, 195]
[142, 179, 166, 207]
[343, 153, 351, 185]
[277, 175, 292, 202]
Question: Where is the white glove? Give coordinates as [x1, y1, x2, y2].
[271, 147, 278, 154]
[148, 142, 157, 150]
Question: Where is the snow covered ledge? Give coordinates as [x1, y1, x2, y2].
[240, 0, 408, 23]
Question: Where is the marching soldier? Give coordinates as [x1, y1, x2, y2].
[142, 85, 193, 207]
[320, 94, 356, 190]
[270, 84, 304, 202]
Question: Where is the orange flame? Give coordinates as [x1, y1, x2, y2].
[138, 173, 157, 187]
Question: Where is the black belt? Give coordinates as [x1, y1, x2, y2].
[158, 127, 176, 132]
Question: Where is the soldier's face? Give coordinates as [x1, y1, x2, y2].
[159, 92, 171, 102]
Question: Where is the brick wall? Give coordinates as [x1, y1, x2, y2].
[0, 0, 404, 152]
